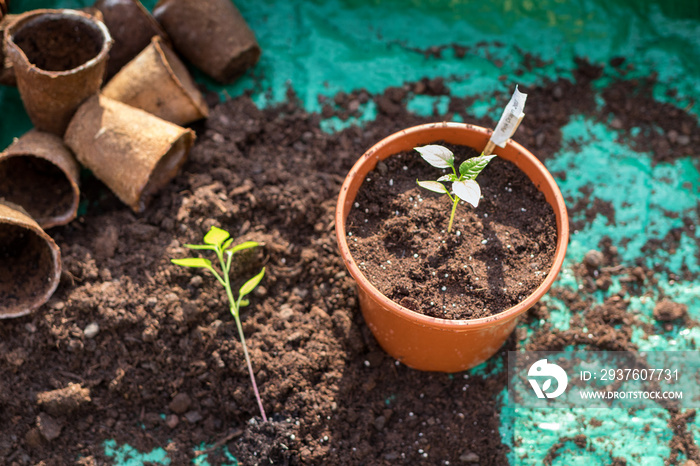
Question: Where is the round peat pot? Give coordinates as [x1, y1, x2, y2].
[0, 14, 17, 86]
[4, 9, 112, 135]
[0, 130, 80, 229]
[0, 201, 61, 319]
[94, 0, 169, 80]
[153, 0, 260, 83]
[335, 122, 569, 372]
[64, 94, 195, 213]
[103, 36, 209, 125]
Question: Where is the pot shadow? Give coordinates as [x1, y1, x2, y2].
[321, 311, 514, 465]
[473, 220, 508, 301]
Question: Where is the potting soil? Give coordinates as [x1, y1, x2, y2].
[347, 150, 558, 320]
[1, 0, 700, 465]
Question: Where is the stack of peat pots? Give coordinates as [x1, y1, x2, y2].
[0, 0, 261, 319]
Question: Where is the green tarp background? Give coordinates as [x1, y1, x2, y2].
[1, 0, 699, 464]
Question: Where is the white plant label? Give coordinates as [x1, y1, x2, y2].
[490, 86, 527, 148]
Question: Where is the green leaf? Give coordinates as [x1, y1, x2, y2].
[437, 174, 458, 182]
[171, 257, 213, 269]
[415, 145, 454, 169]
[459, 154, 496, 180]
[184, 243, 216, 250]
[417, 180, 449, 194]
[453, 179, 481, 207]
[240, 299, 250, 307]
[203, 226, 230, 247]
[239, 267, 266, 297]
[229, 241, 259, 255]
[222, 238, 234, 250]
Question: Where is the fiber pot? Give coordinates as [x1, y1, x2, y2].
[0, 14, 17, 86]
[335, 122, 569, 372]
[93, 0, 169, 80]
[103, 36, 208, 125]
[64, 94, 195, 213]
[0, 129, 80, 229]
[0, 201, 61, 319]
[4, 9, 112, 135]
[152, 0, 260, 83]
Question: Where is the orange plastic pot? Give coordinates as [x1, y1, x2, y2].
[335, 122, 569, 372]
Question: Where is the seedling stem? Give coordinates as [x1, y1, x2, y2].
[171, 226, 267, 422]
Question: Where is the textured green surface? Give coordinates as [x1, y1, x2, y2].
[2, 0, 700, 464]
[3, 0, 700, 147]
[103, 439, 171, 465]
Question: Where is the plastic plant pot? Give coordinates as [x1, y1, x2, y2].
[94, 0, 169, 80]
[4, 9, 112, 135]
[152, 0, 260, 83]
[64, 94, 195, 213]
[0, 129, 80, 229]
[103, 36, 209, 125]
[335, 122, 569, 372]
[0, 201, 61, 319]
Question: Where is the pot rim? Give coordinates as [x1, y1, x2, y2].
[150, 36, 209, 118]
[335, 122, 569, 330]
[6, 9, 113, 77]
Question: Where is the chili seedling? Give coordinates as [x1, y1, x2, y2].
[171, 226, 267, 422]
[416, 144, 495, 233]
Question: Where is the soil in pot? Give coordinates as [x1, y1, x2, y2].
[346, 143, 558, 320]
[12, 15, 104, 72]
[0, 156, 75, 220]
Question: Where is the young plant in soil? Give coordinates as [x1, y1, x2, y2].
[171, 226, 268, 422]
[416, 144, 495, 233]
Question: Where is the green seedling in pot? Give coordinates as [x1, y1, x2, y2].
[416, 144, 495, 233]
[416, 86, 528, 233]
[171, 226, 268, 422]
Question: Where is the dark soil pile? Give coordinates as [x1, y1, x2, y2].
[347, 147, 557, 320]
[0, 55, 699, 465]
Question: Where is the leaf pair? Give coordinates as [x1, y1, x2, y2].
[171, 226, 264, 302]
[417, 178, 481, 208]
[415, 145, 495, 208]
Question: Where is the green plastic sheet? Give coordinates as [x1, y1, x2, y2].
[1, 0, 699, 464]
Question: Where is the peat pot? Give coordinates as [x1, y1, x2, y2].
[152, 0, 260, 83]
[0, 129, 80, 229]
[335, 122, 569, 372]
[93, 0, 169, 80]
[0, 201, 61, 319]
[103, 36, 208, 125]
[4, 9, 112, 135]
[64, 94, 195, 213]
